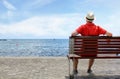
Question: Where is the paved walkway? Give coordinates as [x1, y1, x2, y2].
[0, 57, 120, 79]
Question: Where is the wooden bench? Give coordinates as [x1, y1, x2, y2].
[67, 36, 120, 79]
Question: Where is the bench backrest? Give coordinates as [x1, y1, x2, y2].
[69, 36, 120, 58]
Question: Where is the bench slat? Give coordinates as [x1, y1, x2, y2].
[68, 54, 120, 59]
[69, 36, 120, 59]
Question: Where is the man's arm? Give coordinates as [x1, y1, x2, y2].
[71, 31, 79, 36]
[105, 31, 112, 36]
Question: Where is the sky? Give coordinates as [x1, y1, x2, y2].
[0, 0, 120, 39]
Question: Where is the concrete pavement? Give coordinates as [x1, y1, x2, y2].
[0, 57, 120, 79]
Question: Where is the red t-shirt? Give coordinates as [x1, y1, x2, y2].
[76, 22, 107, 36]
[76, 22, 107, 57]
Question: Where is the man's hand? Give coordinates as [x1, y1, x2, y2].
[106, 32, 112, 36]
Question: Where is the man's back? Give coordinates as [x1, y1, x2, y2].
[76, 22, 106, 36]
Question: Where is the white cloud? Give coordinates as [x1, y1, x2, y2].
[0, 12, 120, 39]
[2, 0, 16, 10]
[2, 0, 16, 17]
[32, 0, 55, 6]
[24, 0, 56, 9]
[0, 14, 82, 38]
[102, 13, 120, 36]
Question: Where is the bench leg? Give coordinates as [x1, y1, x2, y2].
[68, 57, 79, 79]
[68, 57, 74, 79]
[68, 57, 71, 79]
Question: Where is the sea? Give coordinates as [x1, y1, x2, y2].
[0, 39, 69, 57]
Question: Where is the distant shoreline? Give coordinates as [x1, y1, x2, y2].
[0, 39, 7, 41]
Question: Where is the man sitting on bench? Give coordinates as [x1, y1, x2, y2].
[71, 12, 112, 74]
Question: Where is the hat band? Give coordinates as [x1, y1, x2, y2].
[86, 17, 94, 20]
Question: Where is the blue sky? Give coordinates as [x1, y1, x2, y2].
[0, 0, 120, 39]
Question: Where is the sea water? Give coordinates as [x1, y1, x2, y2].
[0, 39, 69, 57]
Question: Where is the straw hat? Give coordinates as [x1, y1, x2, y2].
[86, 12, 94, 22]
